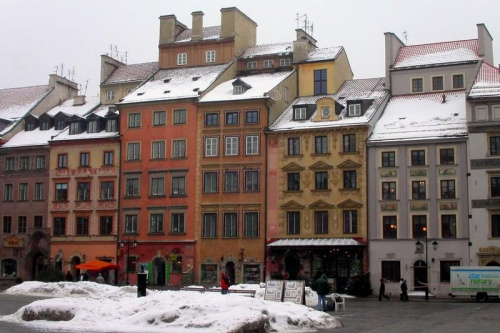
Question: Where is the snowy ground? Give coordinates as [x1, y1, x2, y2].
[0, 282, 342, 332]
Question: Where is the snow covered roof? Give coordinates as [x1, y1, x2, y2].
[0, 85, 51, 122]
[240, 42, 293, 58]
[47, 96, 100, 117]
[270, 78, 388, 131]
[369, 91, 467, 143]
[268, 238, 364, 247]
[304, 47, 343, 63]
[393, 39, 481, 69]
[102, 62, 158, 85]
[175, 26, 221, 43]
[199, 71, 294, 103]
[468, 63, 500, 98]
[1, 126, 59, 148]
[120, 63, 232, 104]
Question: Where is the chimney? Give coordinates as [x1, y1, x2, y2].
[477, 23, 494, 65]
[293, 29, 317, 63]
[384, 32, 405, 91]
[191, 11, 204, 41]
[159, 15, 187, 45]
[73, 96, 86, 106]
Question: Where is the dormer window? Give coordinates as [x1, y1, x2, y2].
[234, 86, 243, 95]
[280, 59, 291, 67]
[247, 62, 257, 70]
[294, 107, 307, 120]
[177, 53, 187, 65]
[55, 120, 66, 130]
[348, 104, 361, 117]
[26, 123, 35, 131]
[69, 122, 80, 135]
[88, 120, 98, 133]
[106, 90, 114, 101]
[106, 119, 117, 132]
[40, 121, 50, 131]
[232, 78, 251, 95]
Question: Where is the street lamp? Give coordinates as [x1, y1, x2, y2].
[415, 227, 438, 300]
[120, 238, 137, 285]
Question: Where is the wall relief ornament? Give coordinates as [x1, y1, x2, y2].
[380, 170, 397, 178]
[410, 202, 428, 210]
[439, 168, 456, 175]
[440, 202, 457, 210]
[410, 169, 427, 177]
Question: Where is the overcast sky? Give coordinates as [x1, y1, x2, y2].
[1, 0, 499, 96]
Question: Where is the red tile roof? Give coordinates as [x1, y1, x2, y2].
[175, 26, 222, 43]
[102, 62, 158, 85]
[0, 85, 51, 121]
[469, 62, 500, 98]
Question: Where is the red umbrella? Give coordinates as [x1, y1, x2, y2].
[75, 260, 119, 271]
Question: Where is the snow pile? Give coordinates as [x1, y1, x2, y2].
[1, 282, 341, 332]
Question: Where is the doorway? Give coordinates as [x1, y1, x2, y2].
[225, 262, 235, 285]
[71, 256, 81, 281]
[31, 253, 46, 280]
[154, 258, 166, 285]
[285, 251, 300, 280]
[413, 260, 427, 290]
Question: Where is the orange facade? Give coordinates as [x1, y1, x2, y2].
[159, 40, 236, 69]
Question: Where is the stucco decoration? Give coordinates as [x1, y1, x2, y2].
[332, 135, 338, 149]
[282, 162, 305, 171]
[471, 199, 500, 208]
[380, 170, 397, 178]
[479, 246, 500, 253]
[280, 200, 305, 210]
[410, 169, 427, 177]
[309, 161, 333, 170]
[381, 203, 398, 211]
[410, 202, 428, 210]
[471, 158, 500, 169]
[304, 135, 310, 152]
[302, 171, 312, 189]
[331, 170, 340, 185]
[309, 200, 334, 209]
[438, 168, 456, 175]
[337, 199, 363, 209]
[440, 202, 458, 210]
[337, 159, 361, 169]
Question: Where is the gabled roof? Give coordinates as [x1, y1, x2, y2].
[239, 42, 293, 58]
[0, 85, 51, 122]
[369, 91, 467, 143]
[120, 63, 232, 104]
[102, 62, 158, 85]
[468, 63, 500, 99]
[175, 26, 222, 43]
[304, 46, 343, 63]
[47, 96, 100, 117]
[393, 39, 481, 70]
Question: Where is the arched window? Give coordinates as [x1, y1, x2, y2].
[170, 248, 183, 273]
[1, 259, 17, 277]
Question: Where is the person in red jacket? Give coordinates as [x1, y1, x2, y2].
[221, 272, 230, 295]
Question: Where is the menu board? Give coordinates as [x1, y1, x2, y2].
[283, 280, 305, 305]
[264, 280, 284, 302]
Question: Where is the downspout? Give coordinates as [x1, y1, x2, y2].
[264, 103, 271, 281]
[116, 122, 123, 284]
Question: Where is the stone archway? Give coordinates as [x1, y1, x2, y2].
[225, 261, 236, 285]
[486, 260, 500, 266]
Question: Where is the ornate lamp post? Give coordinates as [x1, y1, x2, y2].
[119, 238, 137, 285]
[415, 228, 438, 300]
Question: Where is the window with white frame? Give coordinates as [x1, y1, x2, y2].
[225, 136, 239, 156]
[246, 135, 259, 155]
[244, 170, 259, 192]
[343, 210, 358, 234]
[87, 120, 98, 133]
[128, 113, 141, 128]
[244, 212, 259, 237]
[223, 212, 238, 237]
[294, 107, 306, 120]
[205, 137, 218, 156]
[125, 215, 138, 234]
[153, 111, 166, 126]
[432, 76, 444, 91]
[206, 50, 215, 63]
[493, 106, 500, 120]
[348, 104, 361, 116]
[263, 60, 274, 68]
[177, 53, 187, 65]
[127, 143, 140, 161]
[475, 106, 488, 121]
[247, 61, 257, 69]
[171, 213, 185, 233]
[233, 85, 243, 95]
[106, 90, 115, 101]
[203, 172, 218, 193]
[412, 78, 423, 93]
[280, 58, 291, 67]
[150, 177, 165, 196]
[172, 140, 186, 158]
[452, 74, 464, 89]
[34, 182, 44, 200]
[149, 214, 163, 233]
[171, 176, 186, 195]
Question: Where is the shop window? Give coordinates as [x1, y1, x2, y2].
[171, 256, 183, 273]
[200, 264, 218, 283]
[440, 260, 460, 282]
[1, 259, 17, 278]
[243, 264, 261, 283]
[381, 261, 400, 282]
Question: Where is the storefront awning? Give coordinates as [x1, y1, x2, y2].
[75, 260, 119, 271]
[267, 238, 364, 247]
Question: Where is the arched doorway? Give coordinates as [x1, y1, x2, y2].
[486, 261, 500, 266]
[285, 251, 300, 280]
[31, 254, 46, 280]
[71, 256, 81, 281]
[153, 258, 166, 285]
[225, 261, 235, 285]
[414, 260, 427, 290]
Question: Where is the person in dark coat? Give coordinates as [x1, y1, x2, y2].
[379, 278, 390, 301]
[65, 271, 73, 282]
[312, 274, 330, 311]
[220, 272, 230, 295]
[401, 279, 409, 301]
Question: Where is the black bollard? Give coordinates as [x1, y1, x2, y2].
[137, 272, 147, 297]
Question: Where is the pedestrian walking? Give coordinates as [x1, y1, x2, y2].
[96, 273, 105, 284]
[65, 271, 73, 282]
[401, 279, 409, 301]
[312, 273, 331, 311]
[220, 272, 230, 295]
[379, 279, 390, 301]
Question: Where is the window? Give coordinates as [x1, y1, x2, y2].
[491, 136, 500, 155]
[382, 182, 396, 200]
[101, 181, 114, 200]
[153, 111, 166, 126]
[440, 261, 460, 282]
[348, 104, 361, 116]
[205, 113, 219, 126]
[40, 121, 50, 130]
[314, 69, 327, 95]
[171, 176, 186, 195]
[432, 76, 444, 91]
[128, 113, 141, 128]
[223, 213, 238, 237]
[77, 182, 90, 201]
[152, 141, 165, 159]
[280, 58, 291, 67]
[412, 78, 423, 93]
[494, 106, 500, 120]
[126, 256, 137, 273]
[125, 178, 139, 197]
[55, 183, 68, 201]
[284, 86, 289, 103]
[127, 143, 140, 161]
[492, 214, 500, 238]
[382, 261, 401, 281]
[150, 214, 163, 233]
[106, 119, 117, 132]
[412, 215, 427, 238]
[244, 212, 259, 237]
[26, 122, 34, 131]
[171, 256, 183, 273]
[53, 217, 66, 236]
[476, 106, 488, 121]
[80, 153, 90, 167]
[287, 173, 300, 191]
[412, 181, 426, 200]
[3, 184, 13, 201]
[233, 86, 243, 96]
[224, 137, 238, 156]
[3, 216, 11, 233]
[106, 90, 114, 101]
[69, 122, 80, 135]
[441, 215, 457, 238]
[100, 216, 112, 235]
[383, 216, 397, 239]
[441, 180, 456, 199]
[315, 172, 328, 190]
[225, 112, 239, 125]
[5, 157, 14, 171]
[452, 74, 464, 89]
[343, 134, 356, 152]
[244, 170, 259, 192]
[19, 183, 28, 201]
[343, 210, 358, 234]
[287, 212, 300, 234]
[58, 154, 68, 168]
[206, 50, 215, 63]
[294, 107, 306, 120]
[288, 138, 300, 155]
[20, 157, 29, 170]
[315, 211, 328, 234]
[36, 156, 46, 169]
[87, 120, 98, 133]
[76, 217, 89, 235]
[245, 110, 258, 124]
[246, 135, 259, 155]
[34, 216, 43, 229]
[411, 150, 425, 166]
[203, 213, 217, 238]
[173, 109, 186, 124]
[18, 216, 27, 233]
[55, 119, 66, 130]
[172, 140, 186, 158]
[205, 137, 218, 156]
[203, 172, 218, 193]
[315, 136, 327, 154]
[491, 177, 500, 197]
[151, 177, 165, 196]
[263, 60, 274, 68]
[104, 151, 114, 166]
[224, 171, 238, 192]
[343, 171, 357, 189]
[247, 61, 257, 69]
[171, 213, 185, 234]
[381, 152, 395, 167]
[440, 148, 454, 165]
[177, 53, 187, 65]
[125, 215, 138, 234]
[34, 182, 44, 200]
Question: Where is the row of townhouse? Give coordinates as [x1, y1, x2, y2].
[0, 7, 498, 297]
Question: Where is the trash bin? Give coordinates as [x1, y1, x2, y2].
[137, 272, 147, 297]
